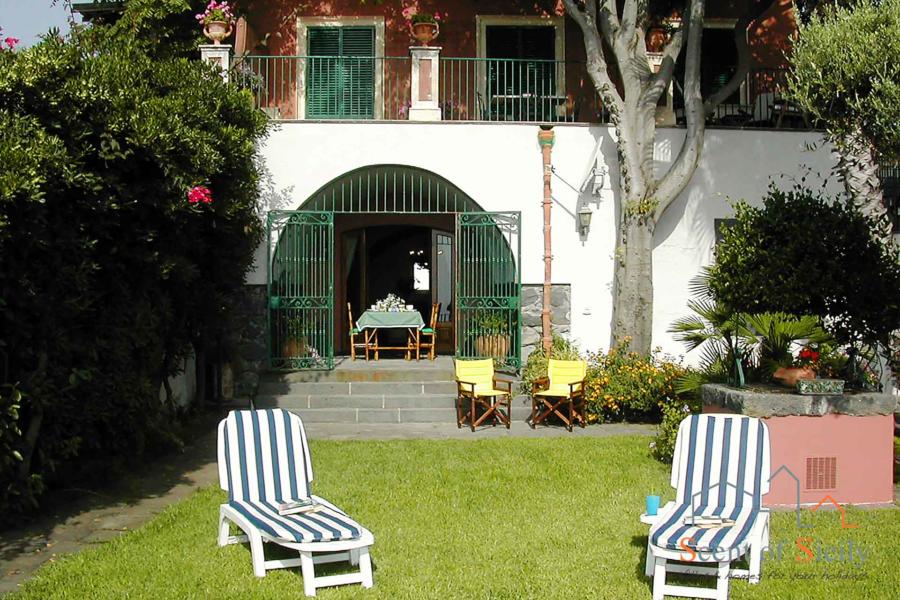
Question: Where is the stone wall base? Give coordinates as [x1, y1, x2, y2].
[520, 283, 571, 364]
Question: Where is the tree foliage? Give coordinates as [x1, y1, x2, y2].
[0, 25, 267, 521]
[707, 185, 900, 349]
[788, 0, 900, 162]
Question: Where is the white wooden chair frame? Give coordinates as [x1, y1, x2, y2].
[216, 418, 375, 597]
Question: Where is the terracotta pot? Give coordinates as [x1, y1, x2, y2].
[772, 366, 816, 388]
[646, 27, 669, 52]
[282, 338, 305, 359]
[203, 20, 233, 45]
[475, 334, 509, 359]
[410, 22, 439, 46]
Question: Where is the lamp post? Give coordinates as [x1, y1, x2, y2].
[537, 126, 555, 355]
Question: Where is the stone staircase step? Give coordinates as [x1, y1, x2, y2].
[265, 366, 455, 384]
[255, 394, 458, 410]
[278, 404, 533, 424]
[257, 380, 458, 396]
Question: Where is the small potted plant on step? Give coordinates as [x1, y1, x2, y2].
[196, 0, 235, 45]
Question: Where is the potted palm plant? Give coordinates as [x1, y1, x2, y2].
[473, 311, 510, 359]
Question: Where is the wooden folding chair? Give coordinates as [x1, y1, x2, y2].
[529, 359, 587, 432]
[347, 303, 376, 361]
[454, 359, 512, 431]
[416, 303, 440, 361]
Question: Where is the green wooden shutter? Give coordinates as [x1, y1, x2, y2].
[340, 27, 375, 119]
[306, 26, 375, 119]
[307, 28, 341, 119]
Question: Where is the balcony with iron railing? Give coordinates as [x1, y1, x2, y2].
[233, 54, 810, 129]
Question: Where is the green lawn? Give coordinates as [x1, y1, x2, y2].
[14, 437, 899, 599]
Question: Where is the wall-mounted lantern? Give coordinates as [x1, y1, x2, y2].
[578, 204, 593, 238]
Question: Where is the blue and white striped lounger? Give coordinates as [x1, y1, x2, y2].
[217, 409, 374, 597]
[646, 414, 770, 600]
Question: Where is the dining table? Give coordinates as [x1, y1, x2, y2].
[356, 309, 425, 361]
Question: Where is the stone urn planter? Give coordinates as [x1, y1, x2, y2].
[772, 365, 815, 387]
[203, 20, 233, 45]
[410, 22, 439, 46]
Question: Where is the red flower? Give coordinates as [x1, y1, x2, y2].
[187, 185, 213, 205]
[798, 347, 820, 365]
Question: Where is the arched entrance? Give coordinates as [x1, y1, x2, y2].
[267, 165, 521, 371]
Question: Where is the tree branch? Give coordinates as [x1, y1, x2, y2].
[644, 26, 684, 108]
[654, 0, 706, 221]
[562, 0, 624, 113]
[620, 0, 639, 45]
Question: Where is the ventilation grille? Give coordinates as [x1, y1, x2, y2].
[805, 457, 837, 490]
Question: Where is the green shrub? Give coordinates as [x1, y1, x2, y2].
[708, 185, 900, 350]
[519, 335, 582, 395]
[0, 25, 267, 523]
[650, 396, 701, 463]
[582, 338, 686, 423]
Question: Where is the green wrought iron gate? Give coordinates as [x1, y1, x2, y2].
[267, 211, 334, 370]
[455, 212, 522, 371]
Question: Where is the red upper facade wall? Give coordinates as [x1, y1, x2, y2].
[238, 0, 796, 69]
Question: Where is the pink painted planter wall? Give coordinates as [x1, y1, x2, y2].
[704, 403, 894, 507]
[763, 414, 894, 506]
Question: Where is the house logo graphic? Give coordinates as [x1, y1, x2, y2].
[679, 464, 865, 567]
[768, 464, 859, 530]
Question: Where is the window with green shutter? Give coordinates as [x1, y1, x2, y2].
[306, 26, 376, 119]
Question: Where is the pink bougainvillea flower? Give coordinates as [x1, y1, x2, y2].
[4, 37, 19, 50]
[433, 12, 441, 21]
[187, 185, 213, 205]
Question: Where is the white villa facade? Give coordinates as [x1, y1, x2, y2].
[250, 121, 839, 363]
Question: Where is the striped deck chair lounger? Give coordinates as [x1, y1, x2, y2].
[217, 409, 375, 596]
[647, 414, 771, 600]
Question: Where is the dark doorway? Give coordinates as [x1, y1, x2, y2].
[336, 214, 454, 355]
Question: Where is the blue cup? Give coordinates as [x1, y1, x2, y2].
[646, 495, 661, 516]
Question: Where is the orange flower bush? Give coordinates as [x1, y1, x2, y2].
[583, 337, 687, 423]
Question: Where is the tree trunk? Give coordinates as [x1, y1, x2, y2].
[564, 0, 712, 354]
[612, 214, 655, 353]
[836, 129, 892, 242]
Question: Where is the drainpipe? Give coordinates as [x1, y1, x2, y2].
[537, 126, 555, 355]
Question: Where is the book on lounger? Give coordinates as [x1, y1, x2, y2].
[277, 499, 324, 516]
[683, 515, 735, 529]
